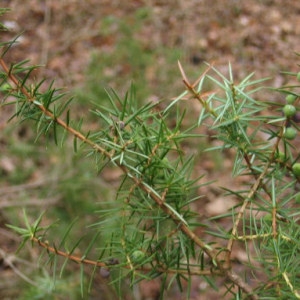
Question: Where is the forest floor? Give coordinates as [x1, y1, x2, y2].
[1, 0, 300, 299]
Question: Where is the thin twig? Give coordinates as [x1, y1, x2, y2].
[0, 178, 52, 195]
[0, 248, 38, 286]
[0, 196, 60, 208]
[227, 125, 285, 253]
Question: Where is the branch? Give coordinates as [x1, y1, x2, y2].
[0, 57, 258, 299]
[31, 235, 219, 276]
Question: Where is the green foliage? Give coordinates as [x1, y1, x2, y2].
[1, 14, 300, 300]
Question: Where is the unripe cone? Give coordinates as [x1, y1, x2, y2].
[283, 104, 296, 118]
[283, 127, 297, 140]
[292, 163, 300, 177]
[285, 94, 297, 105]
[131, 250, 145, 263]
